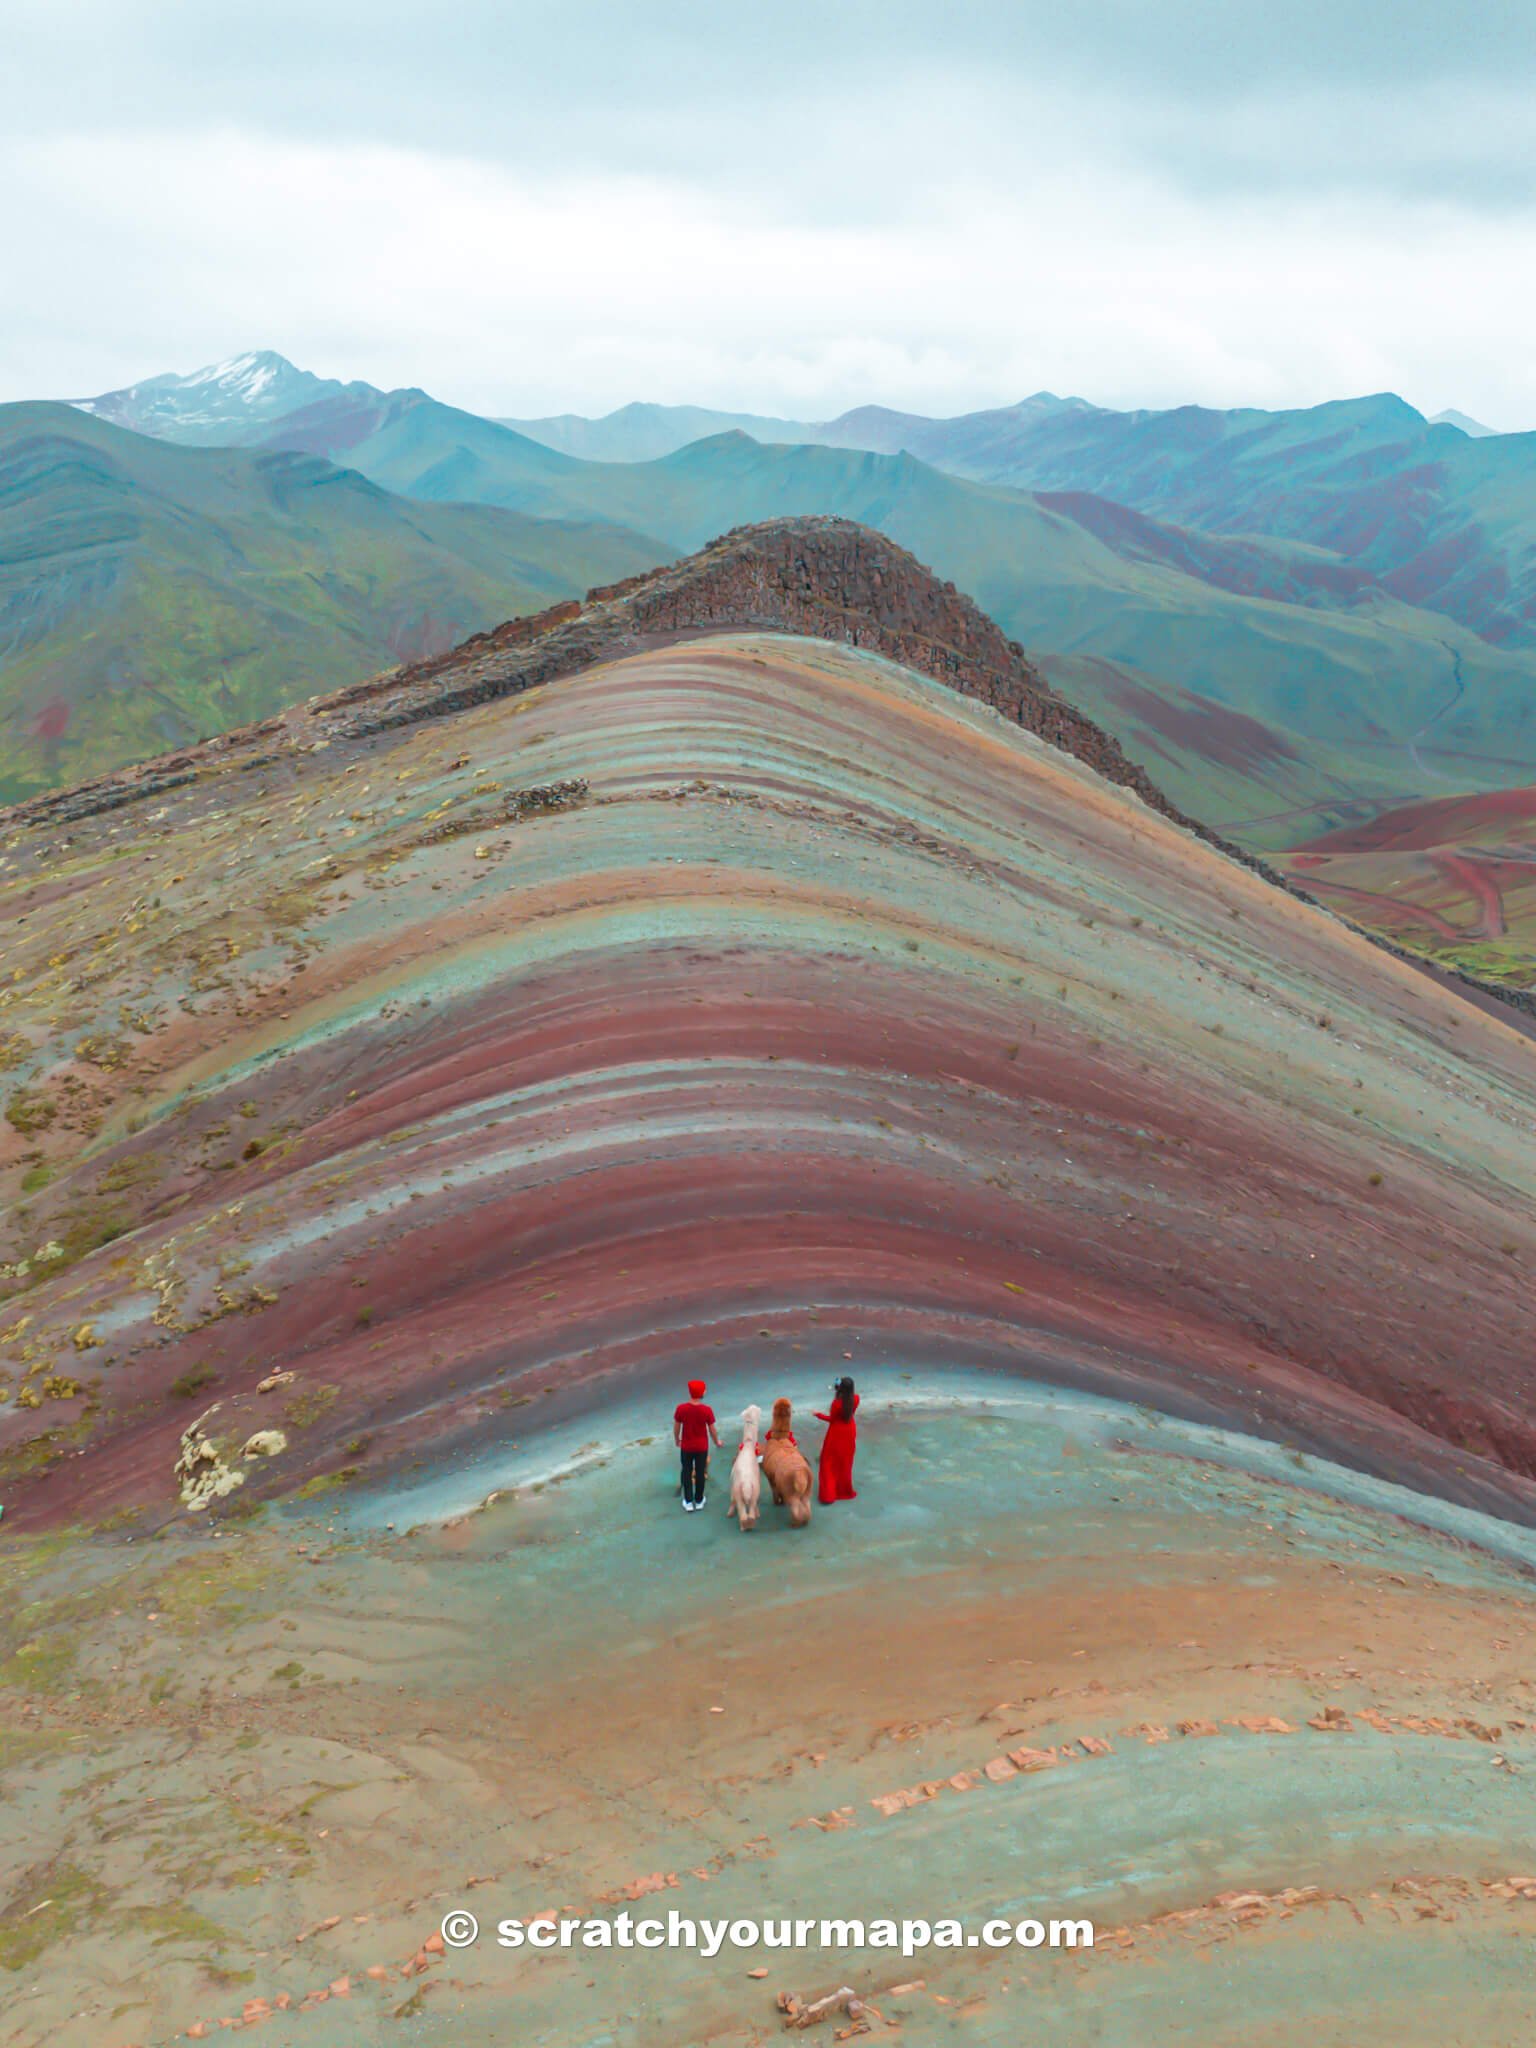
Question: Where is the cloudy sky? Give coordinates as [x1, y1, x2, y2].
[6, 0, 1534, 424]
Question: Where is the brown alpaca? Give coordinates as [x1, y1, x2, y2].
[760, 1396, 813, 1527]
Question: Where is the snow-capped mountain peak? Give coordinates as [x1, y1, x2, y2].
[183, 350, 295, 399]
[69, 351, 378, 446]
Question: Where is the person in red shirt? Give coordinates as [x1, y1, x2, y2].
[673, 1378, 721, 1512]
[815, 1375, 860, 1503]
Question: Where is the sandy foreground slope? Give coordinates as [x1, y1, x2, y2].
[6, 1381, 1536, 2047]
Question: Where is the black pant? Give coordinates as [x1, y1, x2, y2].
[680, 1448, 707, 1504]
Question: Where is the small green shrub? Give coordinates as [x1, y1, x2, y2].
[5, 1092, 56, 1135]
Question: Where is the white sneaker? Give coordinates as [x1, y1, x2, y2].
[697, 1496, 708, 1510]
[683, 1500, 696, 1512]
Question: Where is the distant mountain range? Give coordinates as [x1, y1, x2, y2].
[510, 392, 1536, 647]
[1429, 409, 1498, 438]
[71, 366, 1534, 840]
[72, 353, 1536, 651]
[501, 389, 1099, 463]
[0, 402, 668, 803]
[17, 349, 1536, 985]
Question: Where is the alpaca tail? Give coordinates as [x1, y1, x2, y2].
[788, 1494, 812, 1527]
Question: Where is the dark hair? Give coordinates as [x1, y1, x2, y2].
[833, 1375, 855, 1417]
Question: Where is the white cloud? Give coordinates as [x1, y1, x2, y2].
[4, 115, 1534, 427]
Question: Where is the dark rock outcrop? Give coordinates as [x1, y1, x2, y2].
[336, 517, 1193, 822]
[6, 516, 1216, 849]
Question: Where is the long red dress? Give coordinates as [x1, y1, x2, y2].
[815, 1392, 859, 1503]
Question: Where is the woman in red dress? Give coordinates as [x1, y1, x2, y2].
[815, 1376, 860, 1503]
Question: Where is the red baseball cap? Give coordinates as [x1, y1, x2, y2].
[687, 1379, 706, 1398]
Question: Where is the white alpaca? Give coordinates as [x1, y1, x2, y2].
[726, 1405, 763, 1531]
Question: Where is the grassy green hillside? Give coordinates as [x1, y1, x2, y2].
[1034, 652, 1400, 851]
[857, 393, 1536, 652]
[0, 404, 670, 802]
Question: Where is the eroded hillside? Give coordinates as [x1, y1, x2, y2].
[4, 522, 1536, 1533]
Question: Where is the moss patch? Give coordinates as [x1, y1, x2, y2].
[170, 1364, 218, 1399]
[294, 1465, 360, 1500]
[283, 1383, 340, 1430]
[145, 1550, 274, 1637]
[0, 1863, 107, 1973]
[118, 1902, 230, 1950]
